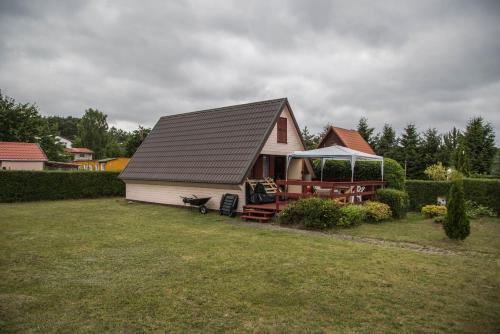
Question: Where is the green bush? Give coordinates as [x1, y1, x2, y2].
[406, 179, 500, 215]
[0, 171, 125, 202]
[421, 205, 447, 218]
[465, 200, 496, 218]
[376, 188, 409, 219]
[444, 180, 470, 240]
[339, 204, 367, 227]
[313, 158, 405, 190]
[363, 201, 392, 222]
[278, 197, 342, 229]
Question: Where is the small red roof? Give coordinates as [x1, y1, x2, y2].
[0, 142, 48, 161]
[320, 126, 376, 155]
[65, 147, 94, 154]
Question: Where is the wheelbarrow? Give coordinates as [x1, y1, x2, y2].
[180, 195, 211, 214]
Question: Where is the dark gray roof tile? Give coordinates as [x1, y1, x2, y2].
[119, 98, 289, 184]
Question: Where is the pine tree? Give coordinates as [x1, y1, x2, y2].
[491, 149, 500, 178]
[357, 117, 375, 146]
[443, 179, 470, 240]
[463, 117, 496, 174]
[301, 126, 320, 150]
[397, 123, 422, 179]
[441, 127, 460, 166]
[375, 123, 397, 158]
[420, 128, 442, 169]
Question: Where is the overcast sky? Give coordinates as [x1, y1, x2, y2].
[1, 0, 499, 143]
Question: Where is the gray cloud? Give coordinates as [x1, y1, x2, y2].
[0, 0, 499, 143]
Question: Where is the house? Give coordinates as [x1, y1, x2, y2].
[65, 147, 94, 161]
[75, 157, 130, 171]
[56, 136, 73, 148]
[0, 142, 48, 170]
[119, 98, 312, 212]
[318, 126, 375, 154]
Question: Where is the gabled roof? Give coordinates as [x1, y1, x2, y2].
[120, 98, 305, 184]
[0, 142, 48, 161]
[319, 126, 375, 155]
[65, 147, 94, 154]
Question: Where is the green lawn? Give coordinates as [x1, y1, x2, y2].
[1, 199, 499, 333]
[332, 213, 500, 255]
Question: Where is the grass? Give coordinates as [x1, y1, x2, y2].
[0, 198, 499, 333]
[333, 213, 500, 255]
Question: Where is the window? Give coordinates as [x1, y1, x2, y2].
[79, 154, 85, 158]
[277, 117, 287, 143]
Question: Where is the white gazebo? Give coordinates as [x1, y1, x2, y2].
[286, 145, 384, 182]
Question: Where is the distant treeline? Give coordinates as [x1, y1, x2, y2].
[0, 91, 150, 161]
[301, 117, 498, 179]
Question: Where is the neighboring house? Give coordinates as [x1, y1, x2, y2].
[119, 98, 313, 212]
[318, 126, 376, 154]
[56, 136, 73, 148]
[65, 147, 94, 161]
[75, 157, 130, 172]
[45, 161, 79, 170]
[0, 142, 48, 170]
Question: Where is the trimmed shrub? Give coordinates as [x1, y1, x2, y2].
[339, 204, 368, 227]
[444, 180, 470, 240]
[376, 188, 409, 219]
[0, 171, 124, 202]
[421, 205, 447, 218]
[278, 197, 342, 229]
[406, 178, 500, 215]
[313, 158, 405, 190]
[363, 201, 392, 223]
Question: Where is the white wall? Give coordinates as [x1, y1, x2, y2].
[0, 160, 44, 171]
[260, 105, 305, 156]
[73, 153, 93, 161]
[125, 180, 246, 212]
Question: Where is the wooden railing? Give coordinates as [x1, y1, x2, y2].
[275, 179, 386, 211]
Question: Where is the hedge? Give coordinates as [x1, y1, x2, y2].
[0, 171, 125, 202]
[313, 158, 405, 190]
[406, 178, 500, 214]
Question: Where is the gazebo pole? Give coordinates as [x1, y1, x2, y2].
[381, 159, 385, 188]
[320, 158, 324, 182]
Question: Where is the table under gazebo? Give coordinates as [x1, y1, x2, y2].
[274, 145, 386, 211]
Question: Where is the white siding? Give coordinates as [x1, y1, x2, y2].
[125, 180, 246, 212]
[260, 105, 305, 155]
[0, 160, 44, 171]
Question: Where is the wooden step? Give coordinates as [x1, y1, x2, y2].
[242, 210, 275, 216]
[241, 215, 273, 222]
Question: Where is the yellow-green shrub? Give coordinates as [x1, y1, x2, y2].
[363, 201, 392, 223]
[421, 205, 447, 218]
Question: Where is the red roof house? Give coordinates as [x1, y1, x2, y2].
[64, 147, 94, 161]
[0, 142, 48, 170]
[317, 126, 376, 154]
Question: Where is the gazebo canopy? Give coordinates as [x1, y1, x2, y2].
[286, 145, 384, 181]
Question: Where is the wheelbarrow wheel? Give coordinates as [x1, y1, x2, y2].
[199, 205, 208, 214]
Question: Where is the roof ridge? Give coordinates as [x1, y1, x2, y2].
[159, 98, 287, 120]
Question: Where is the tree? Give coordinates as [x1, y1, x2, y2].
[301, 126, 319, 150]
[462, 117, 496, 174]
[125, 126, 151, 157]
[47, 116, 80, 140]
[454, 137, 471, 176]
[420, 128, 442, 169]
[441, 127, 460, 167]
[357, 117, 375, 146]
[375, 123, 397, 158]
[0, 91, 65, 160]
[0, 92, 44, 142]
[75, 109, 110, 159]
[491, 149, 500, 178]
[396, 123, 422, 179]
[443, 179, 470, 240]
[424, 162, 447, 181]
